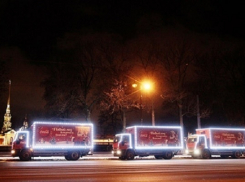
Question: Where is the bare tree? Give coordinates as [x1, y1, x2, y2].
[42, 33, 105, 121]
[97, 35, 135, 132]
[129, 33, 161, 79]
[220, 46, 245, 125]
[99, 79, 138, 132]
[156, 32, 196, 128]
[42, 62, 78, 119]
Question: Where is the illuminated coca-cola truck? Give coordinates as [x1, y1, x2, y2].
[11, 121, 93, 161]
[186, 128, 245, 159]
[112, 126, 184, 160]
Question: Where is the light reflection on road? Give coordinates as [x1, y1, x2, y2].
[1, 158, 245, 181]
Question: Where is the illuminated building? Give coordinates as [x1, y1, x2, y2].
[1, 80, 12, 134]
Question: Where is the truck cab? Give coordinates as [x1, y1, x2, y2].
[186, 134, 210, 159]
[112, 133, 134, 160]
[11, 130, 32, 161]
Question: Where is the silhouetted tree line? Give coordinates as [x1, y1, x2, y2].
[41, 29, 245, 135]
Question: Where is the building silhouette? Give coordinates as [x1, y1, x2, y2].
[1, 80, 12, 134]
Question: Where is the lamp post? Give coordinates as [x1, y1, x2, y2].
[133, 80, 155, 126]
[197, 95, 201, 129]
[140, 91, 143, 125]
[151, 98, 155, 126]
[142, 81, 155, 126]
[132, 83, 143, 124]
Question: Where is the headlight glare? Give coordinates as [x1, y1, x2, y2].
[194, 149, 200, 155]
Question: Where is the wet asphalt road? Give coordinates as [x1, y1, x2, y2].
[1, 152, 245, 182]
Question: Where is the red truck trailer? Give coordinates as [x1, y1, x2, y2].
[112, 125, 184, 160]
[11, 121, 93, 161]
[186, 128, 245, 159]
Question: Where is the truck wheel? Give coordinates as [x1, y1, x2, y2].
[69, 151, 80, 161]
[154, 155, 163, 159]
[202, 149, 211, 159]
[126, 150, 135, 160]
[163, 151, 173, 160]
[65, 155, 71, 161]
[232, 151, 241, 159]
[19, 149, 32, 161]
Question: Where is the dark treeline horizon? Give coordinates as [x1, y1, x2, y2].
[39, 28, 245, 136]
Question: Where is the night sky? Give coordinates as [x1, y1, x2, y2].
[1, 1, 245, 60]
[1, 0, 245, 130]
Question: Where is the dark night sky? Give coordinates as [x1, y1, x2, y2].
[1, 0, 245, 60]
[1, 0, 245, 129]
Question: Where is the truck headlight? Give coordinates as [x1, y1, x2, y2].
[185, 149, 189, 154]
[194, 149, 200, 155]
[117, 150, 121, 155]
[11, 150, 15, 154]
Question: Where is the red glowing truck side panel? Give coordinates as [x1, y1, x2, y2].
[32, 122, 93, 149]
[126, 126, 183, 149]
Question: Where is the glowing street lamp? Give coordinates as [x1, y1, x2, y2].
[132, 80, 155, 126]
[142, 80, 155, 126]
[132, 80, 153, 92]
[142, 81, 153, 92]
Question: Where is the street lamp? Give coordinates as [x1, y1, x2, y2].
[132, 83, 144, 125]
[141, 80, 155, 126]
[132, 80, 155, 126]
[142, 82, 152, 91]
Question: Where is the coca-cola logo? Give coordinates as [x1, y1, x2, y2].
[39, 127, 50, 137]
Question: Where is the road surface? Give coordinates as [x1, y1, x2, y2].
[1, 156, 245, 182]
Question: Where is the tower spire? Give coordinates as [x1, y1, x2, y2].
[1, 80, 12, 133]
[6, 80, 11, 114]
